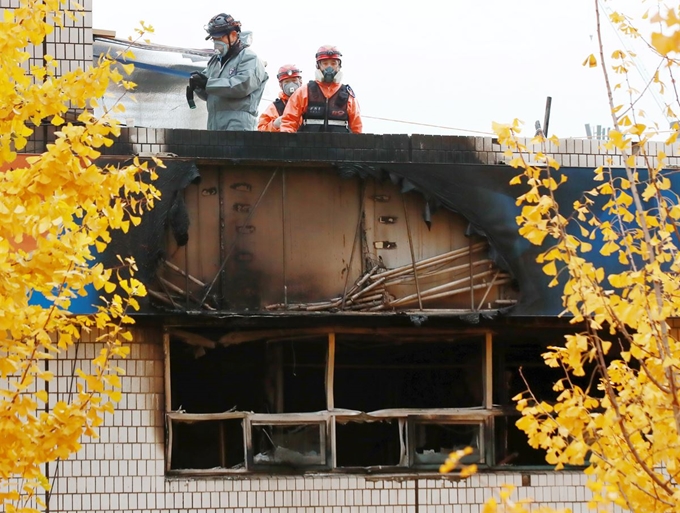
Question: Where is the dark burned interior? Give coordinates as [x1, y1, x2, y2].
[96, 138, 626, 477]
[166, 323, 583, 474]
[112, 160, 536, 317]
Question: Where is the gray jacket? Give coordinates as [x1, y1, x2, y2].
[195, 47, 268, 131]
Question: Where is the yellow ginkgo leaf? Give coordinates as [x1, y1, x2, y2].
[583, 53, 598, 67]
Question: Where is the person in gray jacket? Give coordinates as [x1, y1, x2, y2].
[189, 13, 268, 131]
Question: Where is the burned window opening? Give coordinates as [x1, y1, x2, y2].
[334, 419, 402, 468]
[170, 337, 327, 415]
[334, 337, 485, 411]
[166, 327, 572, 474]
[170, 338, 268, 414]
[280, 339, 327, 413]
[170, 418, 245, 471]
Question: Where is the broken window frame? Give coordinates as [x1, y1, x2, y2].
[406, 416, 487, 469]
[166, 412, 248, 473]
[247, 414, 330, 470]
[164, 328, 539, 475]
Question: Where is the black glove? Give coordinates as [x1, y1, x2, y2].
[189, 71, 208, 90]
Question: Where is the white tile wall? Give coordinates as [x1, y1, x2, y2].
[27, 328, 597, 513]
[496, 135, 680, 169]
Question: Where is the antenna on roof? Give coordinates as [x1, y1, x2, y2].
[542, 96, 552, 138]
[535, 97, 552, 138]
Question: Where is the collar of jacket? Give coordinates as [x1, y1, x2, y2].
[313, 80, 343, 97]
[222, 39, 244, 64]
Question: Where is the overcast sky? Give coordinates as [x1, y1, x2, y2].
[92, 0, 668, 137]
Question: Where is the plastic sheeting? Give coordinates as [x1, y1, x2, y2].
[93, 37, 211, 129]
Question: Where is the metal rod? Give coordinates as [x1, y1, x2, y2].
[350, 276, 386, 302]
[148, 288, 178, 307]
[402, 193, 423, 310]
[156, 277, 180, 309]
[164, 260, 207, 288]
[184, 243, 189, 306]
[469, 238, 474, 309]
[200, 168, 279, 305]
[543, 96, 552, 138]
[371, 278, 511, 311]
[385, 259, 493, 286]
[354, 264, 379, 290]
[158, 277, 215, 310]
[476, 269, 500, 311]
[326, 333, 335, 411]
[372, 242, 488, 281]
[341, 182, 365, 311]
[382, 269, 504, 308]
[484, 332, 493, 409]
[282, 168, 288, 308]
[217, 167, 226, 308]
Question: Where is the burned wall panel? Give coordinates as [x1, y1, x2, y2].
[282, 169, 362, 303]
[366, 180, 504, 310]
[164, 167, 222, 309]
[221, 167, 285, 309]
[158, 164, 515, 312]
[367, 180, 471, 266]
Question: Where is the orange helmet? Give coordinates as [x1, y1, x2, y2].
[276, 64, 302, 82]
[315, 45, 342, 65]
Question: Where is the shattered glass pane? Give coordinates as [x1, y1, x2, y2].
[412, 422, 482, 467]
[252, 423, 325, 467]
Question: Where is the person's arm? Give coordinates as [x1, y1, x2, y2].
[192, 64, 211, 101]
[280, 86, 307, 133]
[347, 94, 363, 134]
[257, 102, 280, 132]
[205, 50, 267, 99]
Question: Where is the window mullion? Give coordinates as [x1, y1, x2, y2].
[484, 331, 493, 409]
[243, 415, 253, 471]
[327, 332, 336, 468]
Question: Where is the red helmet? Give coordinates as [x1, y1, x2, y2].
[276, 64, 302, 82]
[315, 45, 342, 65]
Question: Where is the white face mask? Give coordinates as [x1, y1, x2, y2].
[214, 40, 229, 57]
[282, 82, 300, 96]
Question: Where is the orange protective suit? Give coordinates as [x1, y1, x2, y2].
[257, 91, 290, 132]
[280, 81, 362, 134]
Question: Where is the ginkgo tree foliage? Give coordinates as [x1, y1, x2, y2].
[0, 1, 159, 512]
[488, 1, 680, 512]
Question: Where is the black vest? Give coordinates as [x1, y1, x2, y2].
[274, 98, 286, 116]
[299, 81, 350, 133]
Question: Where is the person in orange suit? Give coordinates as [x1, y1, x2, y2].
[280, 45, 362, 133]
[257, 64, 303, 132]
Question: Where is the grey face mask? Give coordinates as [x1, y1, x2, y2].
[214, 40, 229, 57]
[322, 66, 336, 83]
[282, 82, 300, 96]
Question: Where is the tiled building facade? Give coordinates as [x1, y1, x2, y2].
[3, 1, 665, 512]
[47, 329, 594, 513]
